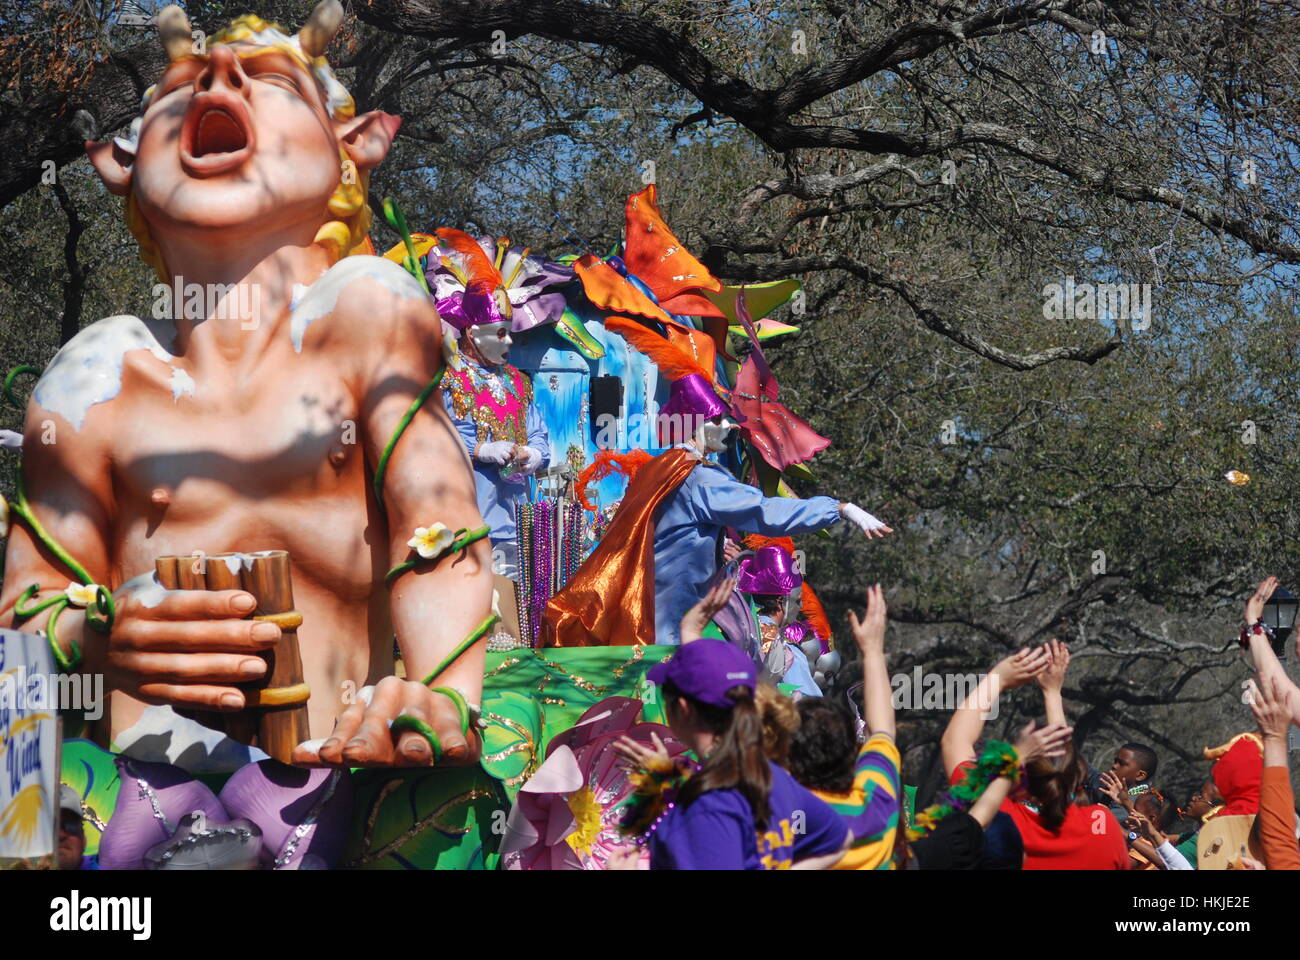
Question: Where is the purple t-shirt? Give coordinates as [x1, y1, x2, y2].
[650, 762, 848, 870]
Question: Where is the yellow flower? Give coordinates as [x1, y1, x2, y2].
[564, 785, 602, 857]
[407, 522, 454, 559]
[1225, 470, 1251, 486]
[64, 582, 101, 608]
[0, 494, 8, 538]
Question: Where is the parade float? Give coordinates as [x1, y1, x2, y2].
[0, 1, 846, 870]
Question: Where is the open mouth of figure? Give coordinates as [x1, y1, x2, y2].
[180, 96, 255, 176]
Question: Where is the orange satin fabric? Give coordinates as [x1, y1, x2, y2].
[541, 448, 699, 647]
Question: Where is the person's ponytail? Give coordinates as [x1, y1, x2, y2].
[671, 683, 773, 829]
[1025, 745, 1087, 832]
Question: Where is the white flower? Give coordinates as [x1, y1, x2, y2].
[443, 328, 464, 372]
[407, 522, 454, 559]
[64, 582, 101, 608]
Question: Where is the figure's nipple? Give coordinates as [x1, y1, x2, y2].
[328, 445, 348, 468]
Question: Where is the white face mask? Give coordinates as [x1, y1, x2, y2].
[470, 321, 512, 366]
[698, 417, 735, 453]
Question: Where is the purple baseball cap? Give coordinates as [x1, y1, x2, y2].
[647, 639, 757, 709]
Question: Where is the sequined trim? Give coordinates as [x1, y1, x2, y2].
[273, 769, 342, 869]
[348, 787, 496, 866]
[446, 360, 530, 445]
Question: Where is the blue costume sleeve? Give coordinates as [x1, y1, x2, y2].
[526, 402, 551, 468]
[689, 471, 841, 536]
[441, 389, 479, 457]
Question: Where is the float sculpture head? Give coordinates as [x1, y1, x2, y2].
[85, 1, 400, 279]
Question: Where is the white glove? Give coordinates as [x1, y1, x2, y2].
[516, 446, 544, 476]
[840, 502, 892, 538]
[476, 440, 516, 466]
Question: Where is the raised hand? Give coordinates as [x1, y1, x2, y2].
[1126, 810, 1166, 847]
[1013, 720, 1073, 764]
[847, 584, 888, 655]
[1035, 639, 1070, 692]
[1247, 675, 1293, 743]
[292, 676, 480, 768]
[680, 576, 738, 643]
[613, 731, 674, 775]
[100, 575, 279, 711]
[1099, 769, 1133, 810]
[1245, 576, 1279, 626]
[991, 646, 1051, 691]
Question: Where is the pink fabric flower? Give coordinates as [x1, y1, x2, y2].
[499, 697, 686, 869]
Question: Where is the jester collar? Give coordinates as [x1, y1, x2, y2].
[446, 359, 532, 445]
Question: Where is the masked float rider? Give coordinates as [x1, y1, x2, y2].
[544, 319, 892, 647]
[432, 229, 550, 641]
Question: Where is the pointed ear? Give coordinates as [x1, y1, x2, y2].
[85, 140, 134, 196]
[337, 111, 401, 172]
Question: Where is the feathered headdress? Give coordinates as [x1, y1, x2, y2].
[605, 317, 711, 383]
[435, 228, 504, 294]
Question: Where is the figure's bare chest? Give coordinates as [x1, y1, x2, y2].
[111, 352, 364, 510]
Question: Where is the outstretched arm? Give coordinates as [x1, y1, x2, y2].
[691, 473, 892, 540]
[940, 646, 1050, 778]
[1242, 577, 1300, 725]
[848, 584, 894, 739]
[1035, 639, 1069, 725]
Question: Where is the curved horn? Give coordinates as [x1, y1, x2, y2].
[157, 4, 194, 62]
[298, 0, 345, 58]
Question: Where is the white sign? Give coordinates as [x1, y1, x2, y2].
[0, 629, 58, 860]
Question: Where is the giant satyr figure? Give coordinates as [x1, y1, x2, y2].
[1, 1, 494, 770]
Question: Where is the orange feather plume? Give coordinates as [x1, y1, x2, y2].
[574, 448, 654, 512]
[605, 316, 712, 383]
[743, 534, 796, 555]
[435, 228, 502, 291]
[800, 584, 831, 646]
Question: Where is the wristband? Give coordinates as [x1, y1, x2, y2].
[1239, 621, 1274, 650]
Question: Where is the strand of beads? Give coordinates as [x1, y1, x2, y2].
[515, 502, 534, 644]
[529, 499, 553, 645]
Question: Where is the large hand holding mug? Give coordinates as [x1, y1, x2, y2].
[96, 576, 279, 712]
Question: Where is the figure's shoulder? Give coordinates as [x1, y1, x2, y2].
[32, 314, 175, 432]
[289, 255, 434, 353]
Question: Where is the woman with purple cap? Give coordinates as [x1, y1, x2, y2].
[432, 229, 553, 637]
[610, 639, 849, 869]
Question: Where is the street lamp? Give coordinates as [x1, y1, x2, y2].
[1262, 587, 1299, 659]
